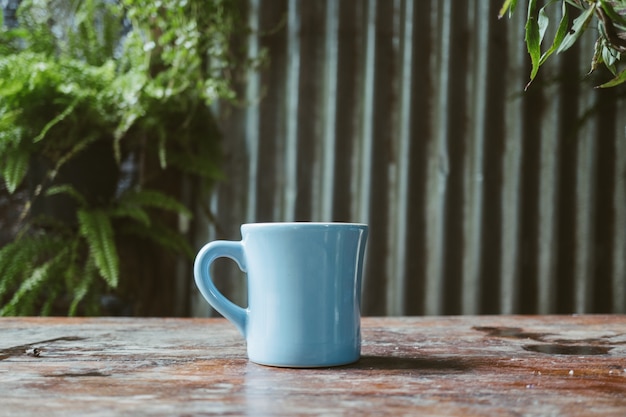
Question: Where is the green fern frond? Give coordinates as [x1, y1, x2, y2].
[77, 209, 119, 288]
[0, 109, 21, 149]
[61, 237, 80, 286]
[45, 184, 88, 207]
[33, 96, 82, 143]
[167, 150, 224, 181]
[121, 220, 194, 259]
[109, 205, 151, 226]
[1, 145, 30, 193]
[0, 58, 27, 96]
[0, 262, 52, 315]
[52, 133, 101, 177]
[68, 256, 97, 316]
[0, 234, 63, 299]
[62, 237, 101, 316]
[118, 189, 192, 218]
[157, 127, 167, 169]
[0, 245, 69, 316]
[39, 283, 61, 316]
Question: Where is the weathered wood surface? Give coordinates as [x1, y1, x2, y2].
[1, 316, 625, 416]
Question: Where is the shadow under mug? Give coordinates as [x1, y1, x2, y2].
[193, 222, 368, 367]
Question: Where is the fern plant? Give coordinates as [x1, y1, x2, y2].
[0, 0, 250, 315]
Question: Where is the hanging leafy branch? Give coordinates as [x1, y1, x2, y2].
[500, 0, 626, 88]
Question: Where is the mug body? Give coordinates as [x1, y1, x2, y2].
[242, 222, 368, 367]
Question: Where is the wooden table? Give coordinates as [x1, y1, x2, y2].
[1, 316, 625, 416]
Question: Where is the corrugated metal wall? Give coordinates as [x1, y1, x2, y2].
[190, 0, 626, 317]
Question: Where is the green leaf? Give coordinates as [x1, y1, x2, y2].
[557, 3, 598, 54]
[77, 209, 119, 288]
[601, 42, 619, 72]
[2, 146, 29, 193]
[590, 38, 610, 75]
[539, 1, 570, 66]
[597, 67, 626, 87]
[525, 0, 542, 88]
[537, 3, 550, 45]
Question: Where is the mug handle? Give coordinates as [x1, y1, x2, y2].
[194, 241, 247, 336]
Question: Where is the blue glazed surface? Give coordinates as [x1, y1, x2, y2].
[194, 222, 368, 367]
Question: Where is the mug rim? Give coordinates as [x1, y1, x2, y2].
[242, 221, 368, 228]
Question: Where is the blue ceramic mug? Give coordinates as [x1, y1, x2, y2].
[193, 222, 368, 367]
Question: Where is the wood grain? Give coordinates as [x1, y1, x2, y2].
[1, 316, 625, 416]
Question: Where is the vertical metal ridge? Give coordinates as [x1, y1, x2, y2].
[500, 4, 526, 314]
[351, 0, 378, 308]
[574, 88, 598, 313]
[387, 0, 414, 316]
[536, 58, 562, 314]
[613, 119, 626, 314]
[461, 0, 488, 315]
[283, 0, 301, 221]
[355, 0, 376, 226]
[574, 124, 597, 313]
[424, 0, 451, 315]
[319, 0, 339, 222]
[573, 34, 598, 314]
[245, 0, 261, 224]
[536, 11, 569, 314]
[383, 0, 401, 315]
[536, 118, 559, 314]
